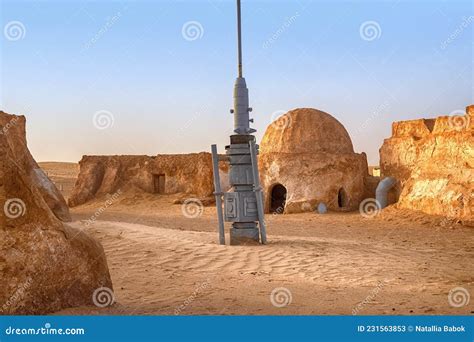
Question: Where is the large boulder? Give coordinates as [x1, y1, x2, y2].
[380, 105, 473, 224]
[0, 111, 71, 222]
[0, 111, 112, 314]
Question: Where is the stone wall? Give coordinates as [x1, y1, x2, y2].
[69, 153, 229, 207]
[380, 105, 473, 224]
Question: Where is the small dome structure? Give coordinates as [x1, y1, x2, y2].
[258, 108, 369, 214]
[260, 108, 354, 154]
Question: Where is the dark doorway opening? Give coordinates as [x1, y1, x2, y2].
[270, 184, 287, 214]
[153, 174, 166, 194]
[337, 188, 348, 208]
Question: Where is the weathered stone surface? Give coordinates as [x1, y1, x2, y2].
[380, 105, 473, 223]
[259, 108, 369, 213]
[69, 154, 229, 207]
[0, 111, 71, 222]
[0, 111, 112, 314]
[260, 108, 354, 155]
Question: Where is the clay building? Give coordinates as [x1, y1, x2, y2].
[69, 154, 229, 207]
[258, 108, 369, 214]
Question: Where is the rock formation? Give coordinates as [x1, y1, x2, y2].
[0, 111, 71, 222]
[380, 105, 473, 224]
[0, 111, 112, 314]
[69, 154, 229, 207]
[259, 108, 369, 213]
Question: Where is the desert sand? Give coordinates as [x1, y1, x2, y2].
[40, 163, 473, 316]
[38, 162, 79, 201]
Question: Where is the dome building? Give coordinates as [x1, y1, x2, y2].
[259, 108, 369, 213]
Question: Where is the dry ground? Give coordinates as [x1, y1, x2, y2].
[38, 162, 79, 201]
[40, 163, 474, 315]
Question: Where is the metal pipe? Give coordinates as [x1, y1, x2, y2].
[249, 139, 267, 244]
[211, 144, 226, 245]
[375, 176, 397, 209]
[237, 0, 243, 78]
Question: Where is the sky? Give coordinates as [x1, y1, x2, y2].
[1, 0, 472, 164]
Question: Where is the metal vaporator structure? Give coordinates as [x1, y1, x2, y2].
[211, 0, 267, 245]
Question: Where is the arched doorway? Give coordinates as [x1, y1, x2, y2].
[337, 187, 348, 208]
[270, 184, 287, 214]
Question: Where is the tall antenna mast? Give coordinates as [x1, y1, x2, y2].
[210, 0, 267, 246]
[232, 0, 255, 134]
[237, 0, 243, 78]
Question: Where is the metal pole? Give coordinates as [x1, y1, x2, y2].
[237, 0, 243, 78]
[249, 139, 267, 244]
[211, 144, 226, 245]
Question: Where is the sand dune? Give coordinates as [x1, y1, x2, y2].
[55, 195, 473, 315]
[40, 162, 473, 315]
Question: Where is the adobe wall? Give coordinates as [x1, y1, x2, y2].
[69, 153, 229, 207]
[380, 105, 473, 223]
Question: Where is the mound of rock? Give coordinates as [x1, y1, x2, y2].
[0, 112, 71, 222]
[0, 111, 112, 314]
[69, 154, 229, 207]
[380, 105, 473, 224]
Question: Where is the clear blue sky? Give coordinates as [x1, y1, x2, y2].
[1, 0, 472, 164]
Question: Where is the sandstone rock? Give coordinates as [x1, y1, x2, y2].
[259, 108, 369, 213]
[0, 111, 71, 222]
[0, 111, 112, 314]
[467, 105, 474, 116]
[69, 154, 229, 207]
[380, 105, 473, 223]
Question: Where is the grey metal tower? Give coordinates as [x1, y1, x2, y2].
[211, 0, 267, 245]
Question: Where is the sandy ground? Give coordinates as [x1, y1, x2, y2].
[49, 191, 473, 316]
[39, 163, 473, 315]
